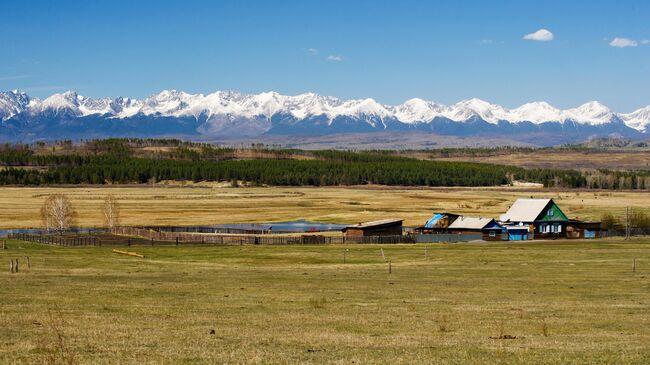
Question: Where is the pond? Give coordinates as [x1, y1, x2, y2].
[0, 220, 349, 237]
[0, 227, 106, 237]
[155, 219, 348, 233]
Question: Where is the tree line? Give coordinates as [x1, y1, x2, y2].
[0, 140, 648, 189]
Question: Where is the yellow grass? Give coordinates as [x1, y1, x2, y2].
[0, 186, 648, 229]
[1, 239, 649, 364]
[430, 150, 650, 170]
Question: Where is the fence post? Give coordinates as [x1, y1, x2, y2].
[1, 240, 5, 250]
[633, 258, 636, 273]
[26, 256, 30, 270]
[10, 259, 13, 273]
[380, 248, 386, 262]
[176, 237, 179, 246]
[14, 259, 18, 273]
[388, 260, 392, 274]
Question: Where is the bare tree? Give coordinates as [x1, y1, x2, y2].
[41, 194, 75, 233]
[103, 194, 120, 229]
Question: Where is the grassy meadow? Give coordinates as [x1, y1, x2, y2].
[1, 185, 649, 229]
[1, 239, 649, 364]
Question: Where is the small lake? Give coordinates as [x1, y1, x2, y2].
[0, 227, 106, 237]
[155, 219, 348, 233]
[0, 220, 348, 237]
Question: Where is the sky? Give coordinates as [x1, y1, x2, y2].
[1, 0, 649, 111]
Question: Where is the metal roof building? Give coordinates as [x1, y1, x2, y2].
[500, 198, 568, 223]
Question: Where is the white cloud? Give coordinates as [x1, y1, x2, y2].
[641, 39, 650, 45]
[479, 39, 493, 45]
[609, 37, 638, 48]
[523, 29, 554, 42]
[326, 55, 343, 62]
[307, 48, 318, 55]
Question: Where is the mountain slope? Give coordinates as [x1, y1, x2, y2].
[0, 89, 647, 145]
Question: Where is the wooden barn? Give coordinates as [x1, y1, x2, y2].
[566, 220, 603, 239]
[343, 219, 403, 237]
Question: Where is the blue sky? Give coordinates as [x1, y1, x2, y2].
[1, 0, 649, 111]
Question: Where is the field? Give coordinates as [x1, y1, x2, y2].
[1, 239, 649, 364]
[1, 186, 649, 229]
[428, 150, 650, 170]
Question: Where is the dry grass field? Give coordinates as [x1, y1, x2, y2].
[428, 150, 650, 170]
[1, 239, 649, 364]
[0, 185, 648, 229]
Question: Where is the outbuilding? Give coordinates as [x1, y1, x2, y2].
[342, 219, 403, 237]
[415, 212, 460, 233]
[566, 220, 603, 239]
[447, 216, 505, 241]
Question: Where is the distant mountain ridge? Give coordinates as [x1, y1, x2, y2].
[1, 89, 649, 145]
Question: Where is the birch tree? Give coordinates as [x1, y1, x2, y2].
[41, 194, 75, 232]
[103, 194, 120, 229]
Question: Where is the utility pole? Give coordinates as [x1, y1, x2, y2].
[625, 206, 629, 240]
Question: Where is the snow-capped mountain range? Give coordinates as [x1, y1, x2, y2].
[1, 89, 649, 145]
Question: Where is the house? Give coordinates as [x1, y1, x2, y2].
[499, 198, 569, 240]
[342, 218, 403, 237]
[447, 216, 505, 241]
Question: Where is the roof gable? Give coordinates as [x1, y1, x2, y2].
[536, 201, 569, 222]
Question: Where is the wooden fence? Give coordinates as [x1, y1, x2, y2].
[111, 226, 419, 245]
[10, 233, 98, 246]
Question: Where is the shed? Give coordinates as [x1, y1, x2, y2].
[342, 219, 403, 237]
[415, 212, 460, 233]
[566, 220, 603, 239]
[447, 216, 505, 241]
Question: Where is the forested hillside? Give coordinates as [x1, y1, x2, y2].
[0, 139, 648, 189]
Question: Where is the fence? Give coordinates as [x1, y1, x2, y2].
[112, 226, 422, 245]
[10, 226, 650, 248]
[10, 233, 98, 246]
[415, 233, 486, 243]
[603, 228, 650, 237]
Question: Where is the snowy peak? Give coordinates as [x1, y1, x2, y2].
[510, 102, 562, 123]
[620, 106, 650, 132]
[446, 98, 509, 124]
[565, 101, 615, 125]
[0, 90, 30, 121]
[393, 98, 445, 123]
[34, 90, 116, 117]
[0, 89, 648, 133]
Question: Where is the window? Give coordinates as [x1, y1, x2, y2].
[489, 231, 496, 237]
[547, 209, 554, 217]
[557, 224, 562, 233]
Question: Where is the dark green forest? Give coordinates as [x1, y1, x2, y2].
[0, 139, 647, 189]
